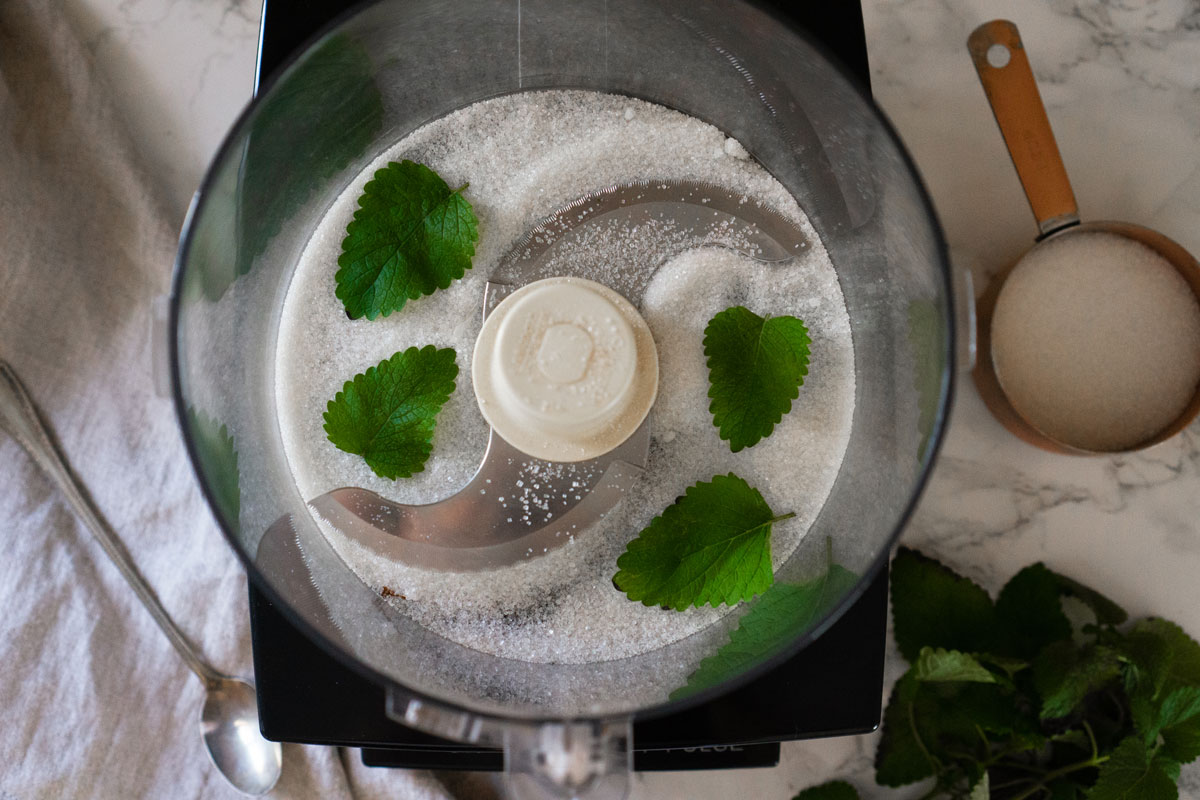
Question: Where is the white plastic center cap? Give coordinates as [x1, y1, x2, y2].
[536, 324, 595, 384]
[473, 277, 658, 462]
[493, 282, 638, 432]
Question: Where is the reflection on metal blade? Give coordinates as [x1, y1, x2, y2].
[255, 513, 349, 646]
[491, 179, 807, 298]
[309, 421, 648, 572]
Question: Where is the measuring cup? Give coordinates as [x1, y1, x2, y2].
[967, 19, 1200, 454]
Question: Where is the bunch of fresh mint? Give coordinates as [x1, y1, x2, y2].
[796, 548, 1200, 800]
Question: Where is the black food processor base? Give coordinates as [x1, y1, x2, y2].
[249, 572, 886, 771]
[251, 0, 884, 773]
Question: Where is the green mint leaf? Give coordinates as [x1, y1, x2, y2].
[1085, 736, 1177, 800]
[994, 563, 1074, 658]
[890, 548, 996, 662]
[913, 647, 997, 684]
[1159, 755, 1183, 782]
[1033, 640, 1123, 719]
[876, 670, 1028, 787]
[994, 564, 1126, 658]
[614, 472, 792, 609]
[187, 408, 241, 530]
[1119, 625, 1172, 704]
[877, 657, 1046, 789]
[229, 35, 384, 297]
[1121, 618, 1200, 747]
[614, 474, 790, 610]
[671, 563, 857, 699]
[704, 306, 810, 452]
[875, 672, 937, 787]
[1051, 571, 1128, 626]
[975, 653, 1030, 678]
[792, 781, 860, 800]
[953, 682, 1043, 743]
[1156, 686, 1200, 763]
[336, 160, 479, 319]
[1125, 619, 1200, 699]
[323, 346, 458, 479]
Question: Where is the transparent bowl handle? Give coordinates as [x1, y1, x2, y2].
[505, 718, 632, 800]
[385, 687, 632, 799]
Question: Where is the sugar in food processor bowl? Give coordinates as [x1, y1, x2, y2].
[170, 2, 953, 797]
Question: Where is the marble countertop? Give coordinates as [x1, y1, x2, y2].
[70, 0, 1200, 796]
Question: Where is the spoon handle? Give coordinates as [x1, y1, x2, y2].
[968, 20, 1079, 238]
[0, 359, 223, 686]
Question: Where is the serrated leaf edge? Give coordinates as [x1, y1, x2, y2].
[613, 473, 786, 610]
[322, 345, 458, 479]
[334, 160, 478, 320]
[913, 646, 998, 684]
[703, 306, 811, 452]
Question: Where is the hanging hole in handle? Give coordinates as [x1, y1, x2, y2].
[986, 43, 1011, 69]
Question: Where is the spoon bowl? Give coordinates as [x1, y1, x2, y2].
[202, 676, 283, 796]
[0, 360, 283, 796]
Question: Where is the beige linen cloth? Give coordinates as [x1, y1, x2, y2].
[0, 3, 494, 798]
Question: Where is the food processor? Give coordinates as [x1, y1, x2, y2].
[170, 1, 954, 797]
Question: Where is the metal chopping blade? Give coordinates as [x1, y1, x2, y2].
[308, 179, 808, 572]
[311, 418, 650, 572]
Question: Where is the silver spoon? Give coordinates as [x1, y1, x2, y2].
[0, 359, 282, 796]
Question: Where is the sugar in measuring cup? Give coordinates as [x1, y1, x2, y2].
[967, 19, 1200, 454]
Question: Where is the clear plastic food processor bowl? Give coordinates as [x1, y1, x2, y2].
[170, 1, 953, 797]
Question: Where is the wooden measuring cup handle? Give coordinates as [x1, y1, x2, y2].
[969, 20, 1079, 237]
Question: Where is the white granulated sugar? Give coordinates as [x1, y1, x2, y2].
[275, 90, 854, 664]
[723, 137, 750, 160]
[992, 231, 1200, 452]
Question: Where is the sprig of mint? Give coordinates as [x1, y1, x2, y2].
[868, 547, 1198, 799]
[612, 473, 793, 610]
[704, 306, 810, 452]
[796, 549, 1200, 799]
[335, 160, 479, 320]
[323, 346, 458, 479]
[1088, 737, 1179, 799]
[671, 542, 857, 699]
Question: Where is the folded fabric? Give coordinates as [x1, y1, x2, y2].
[0, 2, 457, 797]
